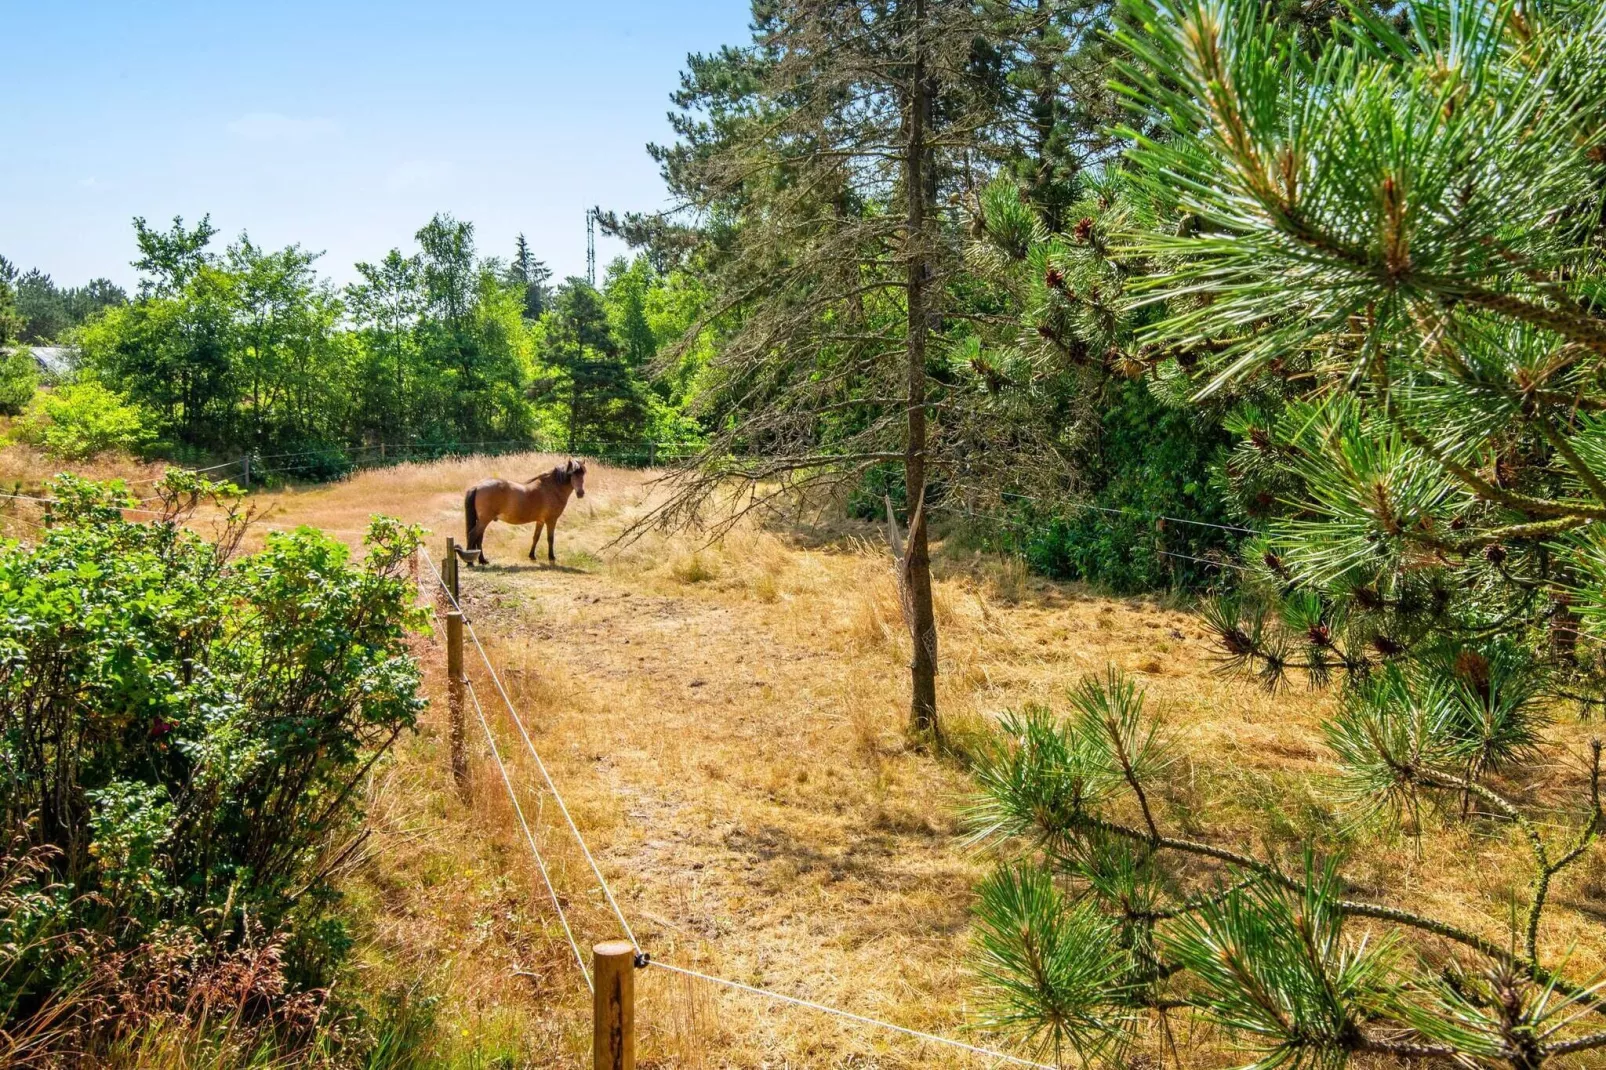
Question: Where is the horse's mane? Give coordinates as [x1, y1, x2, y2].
[532, 461, 586, 486]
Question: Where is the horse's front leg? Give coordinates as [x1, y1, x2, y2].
[528, 522, 544, 562]
[546, 521, 556, 563]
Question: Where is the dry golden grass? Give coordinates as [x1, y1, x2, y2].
[0, 441, 178, 491]
[56, 453, 1606, 1067]
[0, 443, 182, 541]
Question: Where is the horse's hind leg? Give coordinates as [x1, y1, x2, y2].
[528, 522, 544, 562]
[471, 521, 491, 564]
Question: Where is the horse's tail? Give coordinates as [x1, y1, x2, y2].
[464, 487, 478, 549]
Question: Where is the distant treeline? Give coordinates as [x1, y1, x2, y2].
[0, 257, 127, 344]
[0, 213, 711, 462]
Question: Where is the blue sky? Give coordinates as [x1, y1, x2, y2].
[1, 1, 752, 291]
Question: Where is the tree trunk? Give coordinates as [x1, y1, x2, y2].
[903, 0, 939, 741]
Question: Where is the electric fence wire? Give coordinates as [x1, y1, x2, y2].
[122, 457, 244, 486]
[646, 961, 1058, 1070]
[416, 546, 1065, 1070]
[994, 489, 1262, 536]
[419, 546, 640, 953]
[410, 555, 592, 989]
[462, 672, 594, 991]
[941, 503, 1251, 573]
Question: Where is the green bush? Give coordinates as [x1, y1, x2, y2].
[0, 347, 37, 415]
[1005, 383, 1237, 592]
[0, 474, 425, 1034]
[16, 380, 154, 458]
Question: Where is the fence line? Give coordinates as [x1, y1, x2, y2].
[992, 489, 1261, 536]
[239, 437, 702, 481]
[416, 543, 1067, 1069]
[646, 961, 1058, 1070]
[463, 672, 593, 990]
[941, 504, 1251, 575]
[419, 547, 641, 952]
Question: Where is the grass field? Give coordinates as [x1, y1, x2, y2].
[13, 450, 1605, 1067]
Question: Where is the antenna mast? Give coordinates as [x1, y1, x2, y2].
[585, 207, 597, 287]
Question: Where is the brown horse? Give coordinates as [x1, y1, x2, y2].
[464, 460, 587, 565]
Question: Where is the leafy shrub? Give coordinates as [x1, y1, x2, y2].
[0, 347, 38, 415]
[1022, 384, 1235, 592]
[15, 381, 155, 458]
[0, 474, 425, 1037]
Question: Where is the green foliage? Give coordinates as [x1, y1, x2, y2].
[0, 262, 20, 348]
[961, 166, 1247, 592]
[1013, 381, 1237, 591]
[0, 475, 425, 1020]
[0, 346, 38, 415]
[1109, 0, 1606, 687]
[8, 268, 126, 344]
[538, 278, 652, 450]
[971, 864, 1137, 1062]
[16, 381, 155, 459]
[967, 669, 1606, 1068]
[1166, 860, 1405, 1070]
[506, 232, 553, 320]
[69, 213, 701, 468]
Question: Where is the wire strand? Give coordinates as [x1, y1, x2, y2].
[994, 490, 1261, 536]
[461, 675, 593, 991]
[647, 961, 1058, 1070]
[419, 547, 642, 952]
[945, 505, 1250, 573]
[422, 546, 1084, 1070]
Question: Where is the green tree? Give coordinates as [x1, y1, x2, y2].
[348, 248, 424, 439]
[507, 232, 553, 320]
[540, 278, 648, 450]
[603, 255, 657, 369]
[79, 254, 237, 448]
[132, 214, 219, 297]
[411, 214, 536, 442]
[971, 2, 1606, 1066]
[637, 0, 1019, 740]
[0, 258, 22, 348]
[226, 236, 346, 448]
[17, 381, 154, 458]
[8, 268, 127, 343]
[0, 350, 36, 415]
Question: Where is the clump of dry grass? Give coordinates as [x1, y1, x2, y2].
[669, 552, 717, 585]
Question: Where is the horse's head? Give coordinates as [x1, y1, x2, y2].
[552, 458, 587, 498]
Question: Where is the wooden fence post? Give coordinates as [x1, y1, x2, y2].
[593, 941, 636, 1070]
[444, 537, 460, 605]
[446, 609, 467, 791]
[241, 455, 250, 486]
